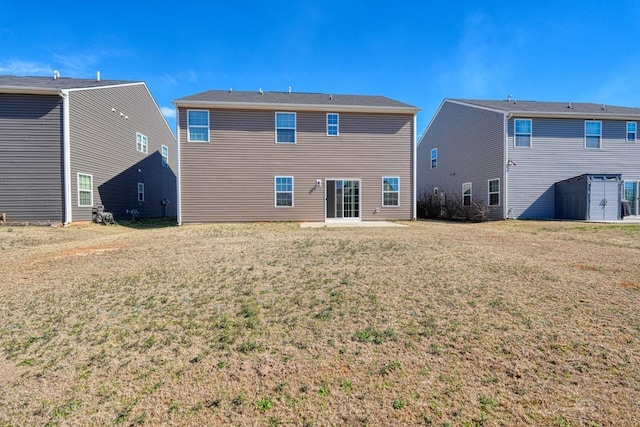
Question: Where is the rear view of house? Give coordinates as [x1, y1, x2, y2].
[0, 74, 177, 224]
[174, 89, 418, 223]
[417, 98, 640, 220]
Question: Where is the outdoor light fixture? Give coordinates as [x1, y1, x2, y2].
[507, 160, 517, 166]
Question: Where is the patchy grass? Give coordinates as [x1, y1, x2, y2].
[1, 220, 639, 425]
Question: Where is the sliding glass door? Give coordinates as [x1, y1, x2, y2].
[326, 179, 360, 220]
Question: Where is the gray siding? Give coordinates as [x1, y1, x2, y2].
[416, 101, 505, 218]
[69, 84, 177, 221]
[0, 94, 64, 223]
[179, 109, 414, 222]
[506, 117, 640, 219]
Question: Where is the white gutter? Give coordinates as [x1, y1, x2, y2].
[173, 100, 419, 115]
[175, 104, 182, 225]
[412, 112, 418, 220]
[503, 113, 511, 219]
[60, 89, 72, 225]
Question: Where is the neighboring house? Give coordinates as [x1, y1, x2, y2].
[173, 89, 418, 223]
[0, 74, 177, 224]
[416, 98, 640, 220]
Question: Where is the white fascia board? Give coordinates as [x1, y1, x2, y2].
[509, 111, 640, 120]
[445, 99, 509, 115]
[173, 100, 419, 115]
[62, 81, 145, 92]
[417, 99, 447, 147]
[0, 86, 59, 95]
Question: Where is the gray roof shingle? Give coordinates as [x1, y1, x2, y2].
[0, 75, 138, 92]
[174, 89, 418, 111]
[452, 98, 640, 117]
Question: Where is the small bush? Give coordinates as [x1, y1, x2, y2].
[417, 188, 442, 219]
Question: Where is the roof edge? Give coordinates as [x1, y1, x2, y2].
[172, 99, 419, 114]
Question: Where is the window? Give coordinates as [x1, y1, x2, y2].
[382, 177, 400, 207]
[136, 132, 148, 153]
[431, 148, 438, 168]
[514, 119, 531, 147]
[488, 178, 500, 206]
[276, 112, 296, 143]
[161, 145, 169, 167]
[462, 182, 472, 207]
[275, 176, 293, 207]
[187, 110, 209, 142]
[77, 173, 93, 207]
[585, 121, 602, 149]
[137, 183, 145, 202]
[327, 113, 339, 136]
[627, 122, 637, 142]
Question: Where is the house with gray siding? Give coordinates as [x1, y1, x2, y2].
[0, 74, 176, 224]
[416, 98, 640, 220]
[173, 89, 418, 223]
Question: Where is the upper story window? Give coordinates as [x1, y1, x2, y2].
[514, 119, 531, 147]
[161, 145, 169, 167]
[77, 173, 93, 207]
[462, 182, 472, 206]
[431, 148, 438, 168]
[327, 113, 339, 136]
[488, 178, 500, 206]
[382, 177, 400, 207]
[276, 112, 296, 143]
[187, 110, 210, 142]
[627, 122, 637, 142]
[136, 132, 148, 153]
[275, 176, 293, 207]
[585, 121, 602, 149]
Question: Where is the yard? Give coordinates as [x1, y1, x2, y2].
[0, 220, 639, 426]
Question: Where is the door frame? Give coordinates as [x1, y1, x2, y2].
[623, 180, 640, 216]
[324, 178, 362, 222]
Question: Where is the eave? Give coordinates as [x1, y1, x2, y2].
[172, 99, 419, 115]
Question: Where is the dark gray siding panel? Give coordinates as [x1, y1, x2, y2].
[0, 94, 64, 222]
[179, 109, 414, 222]
[506, 118, 640, 219]
[417, 101, 505, 219]
[69, 84, 177, 221]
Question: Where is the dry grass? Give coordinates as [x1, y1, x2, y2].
[1, 220, 639, 426]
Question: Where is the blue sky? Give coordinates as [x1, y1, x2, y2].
[2, 1, 640, 137]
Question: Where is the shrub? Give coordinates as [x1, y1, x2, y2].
[441, 193, 461, 220]
[417, 188, 442, 219]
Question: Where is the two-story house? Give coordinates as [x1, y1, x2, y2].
[417, 98, 640, 220]
[0, 74, 177, 225]
[173, 89, 418, 223]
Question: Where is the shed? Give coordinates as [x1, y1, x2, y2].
[555, 174, 621, 221]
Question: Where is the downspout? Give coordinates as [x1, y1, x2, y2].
[504, 113, 512, 219]
[60, 89, 72, 225]
[412, 112, 418, 220]
[175, 105, 182, 225]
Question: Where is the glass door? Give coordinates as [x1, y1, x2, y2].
[326, 179, 360, 220]
[624, 181, 639, 216]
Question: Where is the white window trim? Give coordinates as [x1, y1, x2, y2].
[136, 132, 148, 154]
[382, 176, 400, 207]
[138, 183, 145, 202]
[514, 119, 532, 148]
[462, 182, 472, 207]
[584, 120, 602, 149]
[77, 173, 93, 207]
[627, 121, 637, 143]
[431, 148, 437, 168]
[275, 112, 296, 144]
[488, 178, 500, 207]
[274, 176, 294, 207]
[326, 113, 339, 136]
[187, 109, 210, 143]
[161, 145, 169, 167]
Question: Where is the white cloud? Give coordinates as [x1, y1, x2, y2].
[0, 60, 52, 76]
[160, 106, 176, 118]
